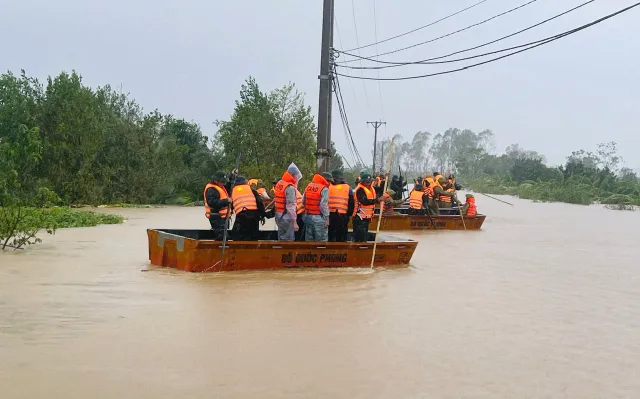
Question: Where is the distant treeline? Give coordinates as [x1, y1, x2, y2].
[365, 129, 640, 208]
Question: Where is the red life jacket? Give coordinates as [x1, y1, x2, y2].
[466, 197, 477, 216]
[274, 171, 296, 213]
[304, 174, 330, 215]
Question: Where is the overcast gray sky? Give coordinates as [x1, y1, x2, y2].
[2, 0, 638, 168]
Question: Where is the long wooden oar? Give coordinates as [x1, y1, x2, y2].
[220, 153, 242, 258]
[454, 194, 467, 231]
[456, 180, 515, 207]
[370, 138, 395, 269]
[424, 199, 437, 230]
[478, 192, 514, 206]
[203, 153, 242, 273]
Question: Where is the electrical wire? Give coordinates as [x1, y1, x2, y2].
[335, 2, 640, 81]
[372, 0, 385, 120]
[337, 33, 565, 70]
[334, 71, 366, 166]
[350, 0, 372, 111]
[334, 85, 359, 167]
[334, 16, 363, 115]
[331, 76, 359, 166]
[345, 0, 490, 52]
[336, 0, 596, 67]
[339, 0, 539, 63]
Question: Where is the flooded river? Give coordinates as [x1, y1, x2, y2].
[1, 197, 639, 398]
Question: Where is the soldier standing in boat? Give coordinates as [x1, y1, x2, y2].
[353, 172, 382, 242]
[434, 177, 455, 209]
[461, 193, 477, 216]
[302, 172, 333, 241]
[254, 180, 271, 201]
[423, 179, 439, 215]
[328, 169, 354, 242]
[381, 189, 404, 215]
[231, 175, 267, 240]
[204, 170, 236, 240]
[269, 178, 279, 199]
[408, 183, 429, 215]
[274, 163, 303, 241]
[293, 186, 306, 241]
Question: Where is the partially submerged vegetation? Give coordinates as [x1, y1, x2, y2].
[460, 142, 639, 208]
[1, 207, 123, 250]
[364, 129, 638, 210]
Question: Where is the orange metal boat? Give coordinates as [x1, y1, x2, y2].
[147, 229, 417, 272]
[349, 213, 486, 231]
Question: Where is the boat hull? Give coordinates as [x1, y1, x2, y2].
[147, 229, 417, 272]
[349, 213, 486, 231]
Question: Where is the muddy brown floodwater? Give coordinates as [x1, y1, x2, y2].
[1, 196, 640, 398]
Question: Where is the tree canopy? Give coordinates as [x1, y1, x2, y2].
[215, 77, 322, 185]
[0, 70, 216, 206]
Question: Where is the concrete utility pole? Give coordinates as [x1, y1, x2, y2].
[316, 0, 334, 173]
[367, 121, 386, 172]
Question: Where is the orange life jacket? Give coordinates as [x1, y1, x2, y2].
[354, 183, 375, 219]
[466, 197, 477, 216]
[296, 189, 304, 215]
[439, 187, 454, 204]
[381, 192, 394, 213]
[409, 190, 424, 210]
[274, 171, 297, 213]
[231, 184, 258, 214]
[203, 183, 229, 219]
[423, 185, 434, 199]
[424, 176, 435, 187]
[328, 183, 350, 214]
[431, 177, 442, 191]
[304, 174, 330, 215]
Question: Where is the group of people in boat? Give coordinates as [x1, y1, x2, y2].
[204, 163, 392, 243]
[406, 173, 477, 216]
[203, 165, 478, 242]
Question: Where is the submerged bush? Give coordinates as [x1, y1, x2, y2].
[0, 207, 123, 250]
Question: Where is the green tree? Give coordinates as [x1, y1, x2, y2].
[216, 77, 316, 182]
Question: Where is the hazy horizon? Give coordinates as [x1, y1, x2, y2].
[2, 0, 638, 169]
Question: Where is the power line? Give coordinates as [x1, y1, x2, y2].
[350, 0, 372, 111]
[333, 78, 358, 166]
[337, 31, 577, 70]
[333, 71, 365, 166]
[372, 0, 385, 120]
[339, 0, 539, 63]
[334, 17, 362, 113]
[345, 0, 491, 52]
[335, 2, 640, 81]
[336, 0, 596, 67]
